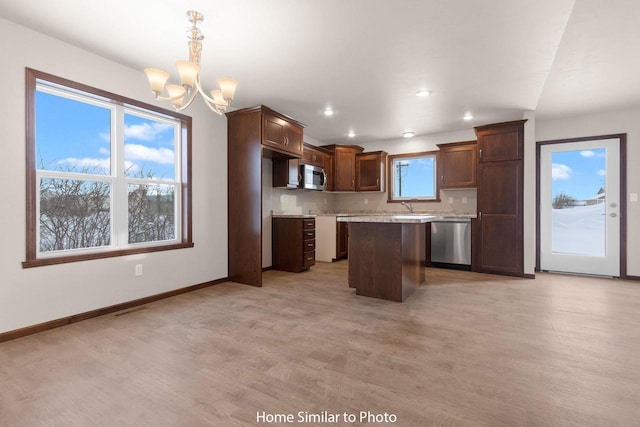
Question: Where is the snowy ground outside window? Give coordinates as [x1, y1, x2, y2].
[552, 203, 605, 256]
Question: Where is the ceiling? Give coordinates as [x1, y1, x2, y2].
[1, 0, 639, 144]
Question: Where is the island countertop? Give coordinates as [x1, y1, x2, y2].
[337, 214, 437, 223]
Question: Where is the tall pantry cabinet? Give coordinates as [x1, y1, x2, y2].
[473, 120, 527, 276]
[226, 105, 305, 287]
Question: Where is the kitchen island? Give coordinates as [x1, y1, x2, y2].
[337, 215, 435, 302]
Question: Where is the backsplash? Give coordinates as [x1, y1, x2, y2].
[330, 189, 477, 215]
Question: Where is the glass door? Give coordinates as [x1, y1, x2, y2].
[539, 138, 620, 276]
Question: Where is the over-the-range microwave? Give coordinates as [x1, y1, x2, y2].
[301, 164, 327, 191]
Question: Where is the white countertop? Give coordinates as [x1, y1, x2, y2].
[272, 214, 316, 219]
[315, 211, 476, 219]
[337, 215, 438, 223]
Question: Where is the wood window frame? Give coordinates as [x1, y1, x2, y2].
[387, 150, 441, 203]
[23, 68, 193, 268]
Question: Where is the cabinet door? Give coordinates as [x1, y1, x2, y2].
[439, 143, 477, 188]
[263, 114, 287, 149]
[334, 148, 356, 191]
[324, 154, 334, 191]
[336, 221, 348, 259]
[356, 152, 385, 191]
[478, 123, 523, 162]
[476, 161, 523, 274]
[286, 124, 304, 156]
[263, 114, 303, 157]
[302, 147, 325, 168]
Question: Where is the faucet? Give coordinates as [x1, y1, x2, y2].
[401, 201, 414, 213]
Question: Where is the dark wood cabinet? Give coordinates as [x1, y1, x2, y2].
[356, 151, 387, 192]
[437, 141, 477, 188]
[262, 108, 304, 158]
[272, 217, 316, 272]
[322, 145, 364, 191]
[478, 124, 523, 162]
[425, 223, 431, 267]
[226, 105, 306, 287]
[324, 154, 334, 191]
[301, 144, 326, 168]
[272, 158, 301, 188]
[274, 143, 332, 189]
[336, 221, 348, 259]
[474, 120, 526, 276]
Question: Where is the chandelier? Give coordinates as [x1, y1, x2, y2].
[144, 10, 238, 115]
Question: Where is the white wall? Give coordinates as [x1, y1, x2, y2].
[0, 18, 228, 333]
[537, 108, 640, 276]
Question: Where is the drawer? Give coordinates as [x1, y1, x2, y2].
[303, 251, 315, 267]
[304, 239, 316, 252]
[303, 219, 315, 230]
[304, 229, 316, 240]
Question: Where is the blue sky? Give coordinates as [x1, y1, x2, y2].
[551, 148, 606, 200]
[36, 90, 176, 180]
[393, 157, 435, 198]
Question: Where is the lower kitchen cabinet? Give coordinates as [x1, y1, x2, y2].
[272, 217, 315, 272]
[336, 221, 348, 259]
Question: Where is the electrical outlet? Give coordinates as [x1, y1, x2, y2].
[630, 193, 638, 202]
[462, 197, 468, 204]
[324, 198, 327, 205]
[135, 264, 143, 277]
[448, 197, 453, 204]
[364, 198, 368, 205]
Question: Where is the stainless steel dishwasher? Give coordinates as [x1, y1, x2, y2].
[430, 218, 471, 268]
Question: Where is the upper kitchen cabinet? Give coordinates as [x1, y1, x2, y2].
[322, 145, 364, 191]
[437, 141, 477, 189]
[262, 106, 304, 158]
[301, 143, 328, 168]
[477, 121, 523, 162]
[356, 151, 387, 192]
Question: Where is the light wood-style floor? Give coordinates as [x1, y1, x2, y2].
[2, 262, 640, 426]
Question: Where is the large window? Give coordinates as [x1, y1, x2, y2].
[387, 151, 439, 202]
[24, 68, 192, 267]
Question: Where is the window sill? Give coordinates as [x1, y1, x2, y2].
[387, 198, 442, 204]
[22, 242, 194, 268]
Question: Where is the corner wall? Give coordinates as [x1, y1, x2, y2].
[0, 18, 228, 333]
[536, 108, 640, 276]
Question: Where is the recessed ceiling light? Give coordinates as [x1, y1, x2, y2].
[402, 131, 415, 138]
[323, 108, 334, 117]
[347, 131, 356, 138]
[463, 113, 473, 121]
[416, 89, 431, 97]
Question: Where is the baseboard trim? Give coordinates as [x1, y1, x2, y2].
[0, 277, 228, 344]
[623, 275, 640, 281]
